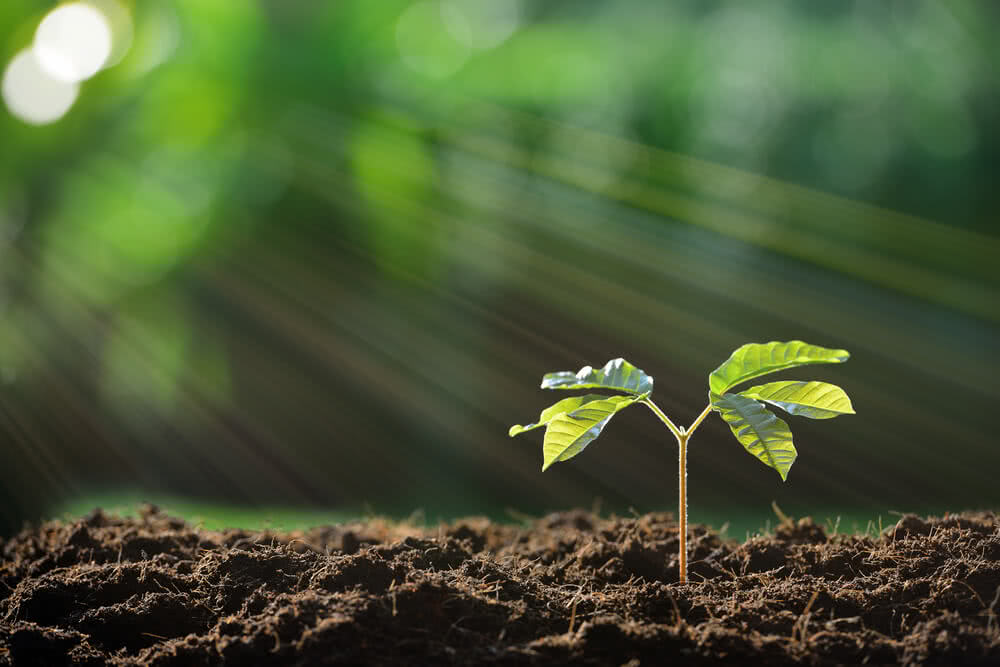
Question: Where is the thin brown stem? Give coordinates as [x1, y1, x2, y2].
[675, 403, 715, 584]
[686, 403, 714, 438]
[643, 399, 695, 583]
[677, 433, 688, 583]
[641, 399, 682, 439]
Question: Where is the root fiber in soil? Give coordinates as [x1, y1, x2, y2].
[2, 507, 999, 665]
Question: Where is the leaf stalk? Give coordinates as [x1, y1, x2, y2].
[641, 399, 682, 439]
[686, 403, 714, 438]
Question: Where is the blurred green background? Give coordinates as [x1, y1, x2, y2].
[1, 0, 998, 536]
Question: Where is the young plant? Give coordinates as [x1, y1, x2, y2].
[509, 340, 854, 583]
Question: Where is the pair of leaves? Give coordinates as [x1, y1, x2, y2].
[510, 341, 854, 481]
[709, 341, 854, 481]
[508, 358, 651, 471]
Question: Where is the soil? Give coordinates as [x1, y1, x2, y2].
[1, 507, 999, 666]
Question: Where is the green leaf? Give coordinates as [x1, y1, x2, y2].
[738, 381, 855, 419]
[541, 358, 653, 395]
[509, 394, 607, 437]
[541, 395, 640, 471]
[712, 393, 797, 481]
[709, 341, 850, 395]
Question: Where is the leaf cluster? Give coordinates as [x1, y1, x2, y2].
[510, 341, 854, 479]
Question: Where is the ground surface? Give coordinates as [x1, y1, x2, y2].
[1, 507, 999, 665]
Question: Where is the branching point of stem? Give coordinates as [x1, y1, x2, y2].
[643, 399, 715, 585]
[686, 403, 714, 438]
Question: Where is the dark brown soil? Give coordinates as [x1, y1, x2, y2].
[2, 507, 999, 665]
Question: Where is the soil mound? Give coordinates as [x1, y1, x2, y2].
[2, 507, 999, 665]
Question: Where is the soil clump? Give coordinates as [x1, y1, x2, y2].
[2, 506, 999, 665]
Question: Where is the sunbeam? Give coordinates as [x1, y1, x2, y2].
[1, 1, 998, 535]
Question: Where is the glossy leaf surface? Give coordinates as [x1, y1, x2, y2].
[709, 341, 849, 395]
[541, 358, 653, 395]
[738, 380, 855, 419]
[541, 395, 640, 471]
[508, 394, 607, 436]
[712, 393, 797, 481]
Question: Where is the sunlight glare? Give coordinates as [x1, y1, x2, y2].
[2, 49, 79, 125]
[33, 2, 113, 83]
[86, 0, 135, 69]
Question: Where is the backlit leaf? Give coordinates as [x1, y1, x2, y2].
[541, 358, 653, 395]
[712, 393, 797, 481]
[709, 341, 849, 395]
[509, 394, 606, 436]
[541, 395, 640, 471]
[738, 380, 855, 419]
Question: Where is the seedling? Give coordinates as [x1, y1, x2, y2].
[509, 340, 854, 583]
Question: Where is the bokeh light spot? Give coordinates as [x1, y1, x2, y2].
[85, 0, 135, 69]
[440, 0, 522, 50]
[33, 2, 113, 83]
[2, 49, 79, 125]
[396, 1, 471, 79]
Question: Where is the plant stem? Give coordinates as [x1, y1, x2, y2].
[643, 400, 714, 584]
[677, 431, 688, 583]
